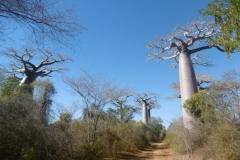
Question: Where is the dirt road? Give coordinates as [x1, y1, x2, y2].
[117, 142, 174, 160]
[117, 142, 205, 160]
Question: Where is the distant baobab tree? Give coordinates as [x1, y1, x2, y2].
[147, 18, 224, 132]
[112, 95, 133, 122]
[1, 48, 71, 89]
[135, 92, 160, 126]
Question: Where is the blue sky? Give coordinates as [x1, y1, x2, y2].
[55, 0, 240, 128]
[2, 0, 240, 128]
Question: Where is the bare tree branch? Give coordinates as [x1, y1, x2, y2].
[147, 18, 223, 67]
[0, 0, 84, 46]
[191, 53, 215, 67]
[63, 70, 129, 143]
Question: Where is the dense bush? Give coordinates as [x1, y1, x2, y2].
[210, 122, 240, 160]
[167, 70, 240, 160]
[166, 118, 193, 154]
[0, 73, 166, 159]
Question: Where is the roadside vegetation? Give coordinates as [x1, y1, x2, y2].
[166, 70, 240, 160]
[166, 1, 240, 159]
[0, 73, 165, 160]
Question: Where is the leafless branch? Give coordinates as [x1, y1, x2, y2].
[147, 18, 223, 67]
[191, 53, 215, 67]
[0, 0, 84, 46]
[135, 92, 160, 110]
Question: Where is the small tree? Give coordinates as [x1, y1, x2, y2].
[64, 70, 129, 143]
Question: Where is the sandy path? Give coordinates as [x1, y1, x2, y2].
[117, 142, 174, 160]
[148, 142, 173, 160]
[116, 142, 205, 160]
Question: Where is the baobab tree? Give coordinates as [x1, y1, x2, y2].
[111, 95, 141, 123]
[135, 92, 160, 126]
[112, 95, 130, 122]
[147, 19, 224, 131]
[1, 48, 70, 89]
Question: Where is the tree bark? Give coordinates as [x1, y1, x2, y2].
[148, 108, 151, 121]
[19, 76, 36, 86]
[179, 52, 198, 131]
[142, 103, 148, 126]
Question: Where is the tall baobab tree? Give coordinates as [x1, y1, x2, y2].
[135, 92, 160, 126]
[147, 19, 224, 131]
[1, 48, 71, 88]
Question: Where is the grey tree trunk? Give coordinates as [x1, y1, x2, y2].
[179, 52, 198, 131]
[19, 70, 37, 86]
[19, 76, 36, 94]
[148, 108, 151, 122]
[142, 103, 149, 126]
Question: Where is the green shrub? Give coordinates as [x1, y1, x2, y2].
[166, 118, 189, 153]
[79, 142, 104, 160]
[210, 122, 240, 160]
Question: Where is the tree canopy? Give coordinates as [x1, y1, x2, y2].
[202, 0, 240, 53]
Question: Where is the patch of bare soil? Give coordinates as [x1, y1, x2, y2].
[115, 142, 206, 160]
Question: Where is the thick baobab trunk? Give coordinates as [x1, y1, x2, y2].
[19, 72, 37, 94]
[179, 52, 198, 131]
[142, 103, 148, 126]
[20, 76, 35, 86]
[19, 70, 37, 86]
[148, 108, 151, 121]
